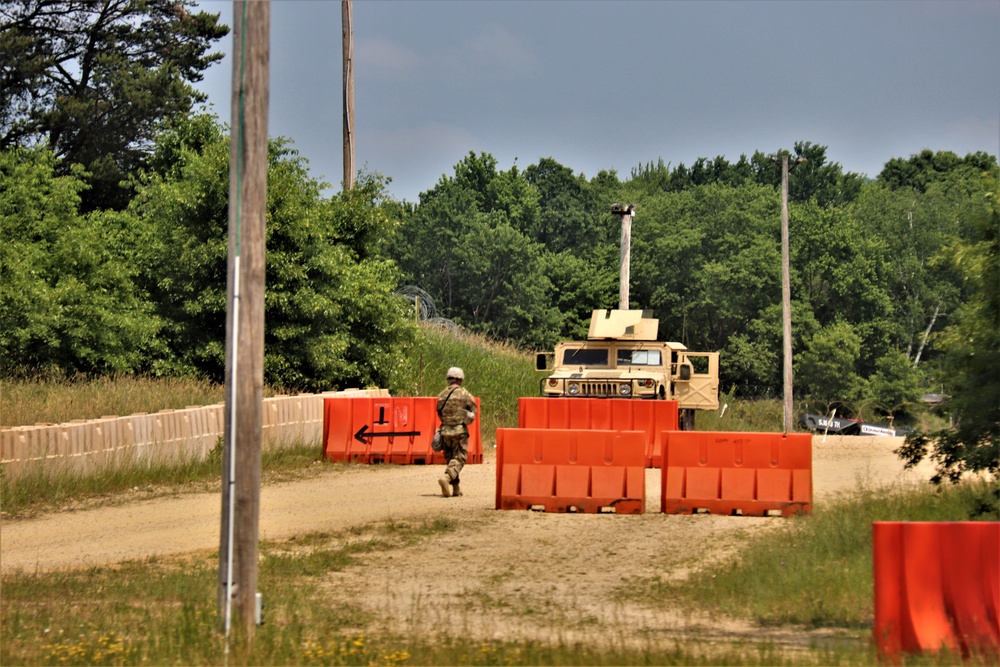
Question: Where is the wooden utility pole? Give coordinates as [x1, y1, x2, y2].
[780, 155, 793, 432]
[219, 0, 270, 641]
[775, 154, 803, 433]
[611, 204, 636, 309]
[342, 0, 354, 190]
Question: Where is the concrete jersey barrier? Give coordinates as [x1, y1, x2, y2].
[0, 389, 387, 479]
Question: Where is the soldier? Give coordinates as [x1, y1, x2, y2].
[435, 367, 477, 497]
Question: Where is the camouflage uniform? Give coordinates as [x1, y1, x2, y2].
[436, 382, 477, 490]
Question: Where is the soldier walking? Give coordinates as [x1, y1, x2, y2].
[435, 367, 477, 497]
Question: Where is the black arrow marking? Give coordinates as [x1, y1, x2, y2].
[354, 424, 421, 444]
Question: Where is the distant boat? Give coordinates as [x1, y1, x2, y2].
[798, 413, 908, 437]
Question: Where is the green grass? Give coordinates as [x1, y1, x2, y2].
[0, 519, 445, 667]
[1, 373, 229, 427]
[4, 483, 996, 666]
[697, 393, 785, 432]
[0, 518, 822, 666]
[627, 478, 999, 632]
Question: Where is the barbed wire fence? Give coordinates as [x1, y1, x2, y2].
[394, 285, 460, 331]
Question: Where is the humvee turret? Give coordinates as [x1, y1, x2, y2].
[535, 309, 720, 429]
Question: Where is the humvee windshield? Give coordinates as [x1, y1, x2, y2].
[561, 348, 608, 366]
[617, 349, 662, 366]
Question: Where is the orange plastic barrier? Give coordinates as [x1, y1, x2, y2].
[660, 431, 812, 516]
[322, 396, 482, 465]
[517, 397, 679, 467]
[495, 428, 645, 513]
[874, 521, 1000, 660]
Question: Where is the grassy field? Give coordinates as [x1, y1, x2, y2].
[2, 480, 995, 666]
[1, 373, 229, 427]
[2, 325, 997, 665]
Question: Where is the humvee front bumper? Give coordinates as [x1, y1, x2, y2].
[538, 377, 659, 399]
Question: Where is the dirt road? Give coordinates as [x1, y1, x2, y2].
[1, 435, 937, 650]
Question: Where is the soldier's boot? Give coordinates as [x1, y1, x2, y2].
[438, 476, 451, 498]
[452, 481, 462, 497]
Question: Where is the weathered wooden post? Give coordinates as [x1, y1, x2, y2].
[611, 203, 636, 310]
[342, 0, 354, 190]
[219, 0, 270, 642]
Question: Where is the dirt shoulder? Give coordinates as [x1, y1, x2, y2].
[2, 434, 934, 572]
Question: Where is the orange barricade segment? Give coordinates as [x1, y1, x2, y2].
[660, 431, 812, 516]
[940, 525, 996, 654]
[495, 428, 645, 513]
[521, 464, 555, 497]
[322, 396, 481, 465]
[903, 523, 958, 653]
[873, 521, 1000, 660]
[517, 397, 678, 467]
[556, 465, 589, 497]
[721, 467, 756, 501]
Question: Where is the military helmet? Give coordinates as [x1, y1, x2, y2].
[446, 367, 464, 381]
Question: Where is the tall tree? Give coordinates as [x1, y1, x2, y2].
[393, 152, 560, 347]
[899, 173, 1000, 483]
[848, 180, 976, 367]
[132, 115, 413, 390]
[791, 201, 894, 377]
[0, 146, 162, 374]
[750, 142, 864, 207]
[795, 320, 865, 403]
[0, 0, 228, 210]
[523, 157, 600, 253]
[879, 149, 998, 193]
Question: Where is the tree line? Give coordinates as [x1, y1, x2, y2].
[1, 1, 996, 481]
[394, 148, 994, 395]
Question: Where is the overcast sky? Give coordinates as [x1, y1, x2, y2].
[194, 0, 1000, 203]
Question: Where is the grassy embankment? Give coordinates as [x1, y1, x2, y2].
[2, 325, 996, 665]
[0, 326, 538, 515]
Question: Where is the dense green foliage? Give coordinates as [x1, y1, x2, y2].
[0, 0, 228, 211]
[0, 146, 163, 374]
[899, 174, 1000, 483]
[392, 153, 562, 346]
[129, 115, 416, 391]
[1, 115, 416, 392]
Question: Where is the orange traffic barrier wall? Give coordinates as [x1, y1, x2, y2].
[873, 521, 1000, 660]
[660, 431, 812, 516]
[495, 428, 645, 513]
[517, 397, 679, 467]
[323, 396, 482, 465]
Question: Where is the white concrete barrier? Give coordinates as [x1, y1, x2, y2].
[0, 388, 387, 479]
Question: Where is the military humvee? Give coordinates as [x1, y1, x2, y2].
[535, 309, 720, 429]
